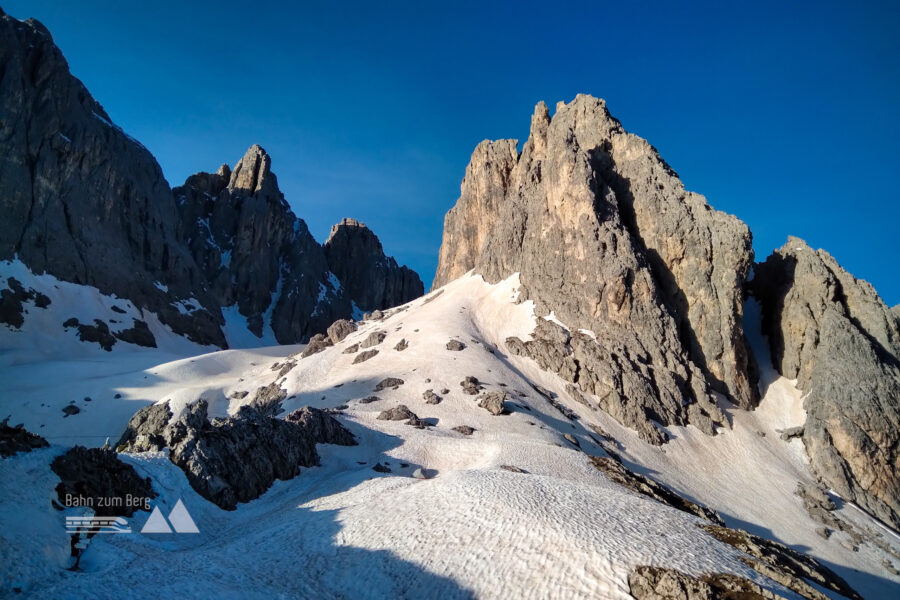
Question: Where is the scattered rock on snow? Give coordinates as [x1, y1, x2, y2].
[300, 333, 333, 358]
[423, 389, 442, 404]
[342, 343, 360, 354]
[62, 405, 81, 417]
[778, 426, 804, 442]
[477, 390, 509, 415]
[394, 338, 408, 351]
[377, 405, 417, 421]
[446, 339, 466, 351]
[452, 425, 475, 436]
[360, 331, 387, 348]
[358, 396, 381, 404]
[327, 319, 357, 343]
[459, 376, 483, 395]
[353, 349, 379, 364]
[500, 465, 527, 473]
[374, 377, 404, 392]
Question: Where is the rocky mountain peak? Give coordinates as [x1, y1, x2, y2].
[327, 217, 368, 241]
[228, 144, 281, 200]
[324, 218, 424, 313]
[752, 235, 900, 528]
[435, 94, 756, 442]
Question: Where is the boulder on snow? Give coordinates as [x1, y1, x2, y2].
[360, 331, 386, 348]
[452, 425, 475, 436]
[423, 389, 442, 404]
[300, 333, 333, 358]
[374, 377, 404, 392]
[327, 318, 357, 343]
[477, 391, 509, 415]
[446, 339, 466, 351]
[377, 405, 417, 421]
[353, 349, 379, 364]
[459, 376, 483, 395]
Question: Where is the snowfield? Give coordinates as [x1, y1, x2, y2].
[1, 272, 898, 598]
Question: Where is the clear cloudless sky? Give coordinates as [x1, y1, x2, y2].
[5, 0, 899, 303]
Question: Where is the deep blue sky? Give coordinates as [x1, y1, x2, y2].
[6, 1, 899, 303]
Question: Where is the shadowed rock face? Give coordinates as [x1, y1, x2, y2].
[174, 146, 351, 343]
[116, 400, 356, 510]
[0, 10, 225, 346]
[323, 218, 424, 312]
[434, 95, 754, 439]
[1, 11, 423, 348]
[752, 237, 900, 529]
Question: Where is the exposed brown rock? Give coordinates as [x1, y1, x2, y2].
[752, 237, 900, 528]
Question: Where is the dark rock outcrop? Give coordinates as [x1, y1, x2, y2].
[323, 218, 424, 312]
[433, 95, 752, 443]
[628, 566, 780, 600]
[699, 524, 862, 600]
[116, 400, 355, 510]
[0, 12, 422, 349]
[174, 146, 352, 343]
[589, 454, 724, 525]
[752, 237, 900, 529]
[0, 12, 225, 347]
[51, 446, 156, 517]
[0, 277, 50, 328]
[0, 420, 48, 457]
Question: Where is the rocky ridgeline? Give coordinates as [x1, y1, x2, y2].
[435, 95, 752, 442]
[435, 95, 900, 528]
[0, 11, 422, 347]
[752, 238, 900, 529]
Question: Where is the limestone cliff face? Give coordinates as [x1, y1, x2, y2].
[752, 238, 900, 529]
[0, 12, 423, 347]
[0, 10, 224, 346]
[434, 95, 756, 441]
[324, 218, 424, 313]
[174, 146, 350, 343]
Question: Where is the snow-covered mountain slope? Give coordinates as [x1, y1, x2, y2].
[1, 274, 898, 598]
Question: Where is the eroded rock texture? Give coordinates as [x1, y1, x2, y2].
[0, 11, 225, 346]
[174, 146, 351, 343]
[434, 95, 755, 442]
[752, 237, 900, 529]
[1, 12, 423, 348]
[116, 400, 356, 510]
[323, 218, 423, 312]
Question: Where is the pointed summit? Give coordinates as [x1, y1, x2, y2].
[324, 217, 424, 312]
[228, 144, 281, 198]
